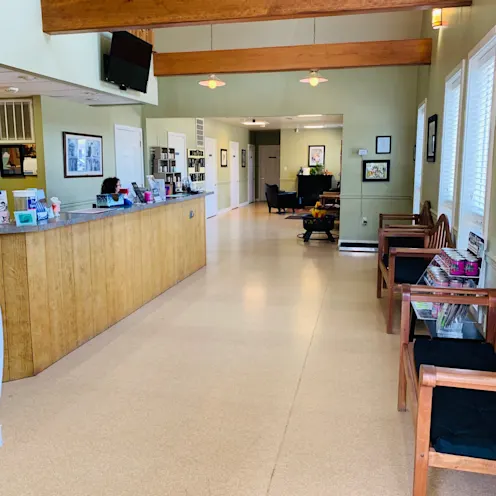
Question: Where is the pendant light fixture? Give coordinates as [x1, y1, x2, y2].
[199, 25, 226, 89]
[300, 19, 328, 87]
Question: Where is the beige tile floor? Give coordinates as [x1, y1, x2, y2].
[0, 203, 494, 495]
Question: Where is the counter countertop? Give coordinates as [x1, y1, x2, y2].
[0, 192, 211, 234]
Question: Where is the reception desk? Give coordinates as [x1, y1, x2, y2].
[0, 194, 207, 382]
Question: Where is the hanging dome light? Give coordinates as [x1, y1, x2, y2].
[300, 70, 328, 87]
[199, 74, 226, 89]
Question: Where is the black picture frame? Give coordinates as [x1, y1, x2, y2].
[362, 160, 390, 182]
[0, 145, 26, 177]
[63, 131, 103, 178]
[308, 145, 326, 167]
[426, 114, 438, 163]
[241, 149, 246, 168]
[220, 148, 228, 167]
[375, 136, 392, 154]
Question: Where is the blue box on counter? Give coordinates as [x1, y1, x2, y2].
[96, 193, 124, 208]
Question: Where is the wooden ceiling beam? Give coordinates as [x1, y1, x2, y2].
[41, 0, 472, 34]
[153, 39, 432, 77]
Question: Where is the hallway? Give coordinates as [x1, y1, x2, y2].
[0, 204, 493, 495]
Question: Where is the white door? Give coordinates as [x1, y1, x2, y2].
[413, 101, 427, 214]
[230, 141, 240, 209]
[205, 137, 218, 218]
[248, 144, 255, 203]
[114, 125, 144, 189]
[168, 132, 187, 178]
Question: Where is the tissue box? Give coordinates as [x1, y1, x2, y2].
[96, 193, 124, 208]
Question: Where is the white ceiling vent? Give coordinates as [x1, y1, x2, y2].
[195, 117, 204, 149]
[0, 99, 34, 143]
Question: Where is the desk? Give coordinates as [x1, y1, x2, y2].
[0, 195, 208, 382]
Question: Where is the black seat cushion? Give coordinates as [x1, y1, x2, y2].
[381, 254, 430, 284]
[388, 236, 425, 249]
[414, 339, 496, 460]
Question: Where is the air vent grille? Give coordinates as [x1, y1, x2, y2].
[195, 117, 204, 149]
[0, 99, 34, 143]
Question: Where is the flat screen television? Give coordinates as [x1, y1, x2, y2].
[105, 32, 152, 93]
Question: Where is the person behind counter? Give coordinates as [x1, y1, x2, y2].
[101, 177, 121, 194]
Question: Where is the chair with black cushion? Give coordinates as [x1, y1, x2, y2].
[397, 285, 496, 496]
[377, 214, 454, 333]
[265, 184, 297, 214]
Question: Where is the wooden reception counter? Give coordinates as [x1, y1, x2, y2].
[0, 194, 207, 382]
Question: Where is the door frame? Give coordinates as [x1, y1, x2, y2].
[205, 136, 218, 218]
[229, 141, 240, 209]
[248, 143, 255, 204]
[413, 100, 427, 214]
[114, 124, 144, 186]
[258, 144, 281, 200]
[167, 131, 187, 176]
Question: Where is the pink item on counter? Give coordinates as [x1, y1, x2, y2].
[144, 191, 153, 203]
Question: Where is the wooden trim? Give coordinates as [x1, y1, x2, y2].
[154, 39, 432, 76]
[433, 367, 496, 392]
[41, 0, 473, 34]
[429, 451, 496, 475]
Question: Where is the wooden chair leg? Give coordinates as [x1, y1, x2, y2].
[377, 266, 383, 298]
[398, 348, 407, 412]
[387, 286, 395, 334]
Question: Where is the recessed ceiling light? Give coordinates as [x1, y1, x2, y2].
[18, 75, 37, 82]
[242, 119, 268, 127]
[303, 125, 325, 129]
[298, 114, 323, 118]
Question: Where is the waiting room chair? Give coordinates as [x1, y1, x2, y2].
[377, 214, 454, 333]
[379, 200, 434, 229]
[397, 285, 496, 496]
[265, 184, 297, 214]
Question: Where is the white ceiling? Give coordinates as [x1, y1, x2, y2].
[0, 66, 138, 106]
[213, 115, 343, 130]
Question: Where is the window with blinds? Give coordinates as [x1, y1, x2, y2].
[458, 31, 496, 246]
[438, 65, 464, 224]
[413, 102, 426, 214]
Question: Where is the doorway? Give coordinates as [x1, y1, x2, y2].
[259, 144, 280, 199]
[205, 137, 218, 218]
[230, 141, 240, 209]
[168, 132, 187, 177]
[114, 125, 144, 189]
[248, 144, 255, 203]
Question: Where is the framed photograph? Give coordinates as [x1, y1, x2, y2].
[241, 149, 246, 168]
[220, 148, 228, 167]
[362, 160, 390, 182]
[426, 114, 438, 163]
[63, 132, 103, 178]
[308, 145, 325, 167]
[376, 136, 392, 154]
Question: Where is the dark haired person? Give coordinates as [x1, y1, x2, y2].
[101, 177, 121, 194]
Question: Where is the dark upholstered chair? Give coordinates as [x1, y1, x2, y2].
[397, 285, 496, 495]
[265, 184, 297, 213]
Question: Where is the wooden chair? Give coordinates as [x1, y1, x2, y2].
[379, 200, 434, 229]
[397, 285, 496, 496]
[377, 214, 454, 334]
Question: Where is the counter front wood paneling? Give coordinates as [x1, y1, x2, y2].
[1, 198, 206, 381]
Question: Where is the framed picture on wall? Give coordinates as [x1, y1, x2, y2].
[63, 132, 103, 178]
[426, 114, 438, 162]
[375, 136, 392, 154]
[241, 149, 246, 168]
[220, 148, 228, 167]
[308, 145, 325, 167]
[362, 160, 390, 182]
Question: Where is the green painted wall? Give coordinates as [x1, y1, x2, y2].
[144, 67, 418, 241]
[415, 2, 496, 276]
[280, 128, 342, 192]
[146, 117, 251, 210]
[41, 96, 142, 209]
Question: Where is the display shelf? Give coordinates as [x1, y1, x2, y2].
[434, 254, 480, 279]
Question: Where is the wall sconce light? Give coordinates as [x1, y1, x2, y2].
[432, 8, 447, 30]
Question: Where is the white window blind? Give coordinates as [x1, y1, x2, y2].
[413, 102, 426, 214]
[459, 32, 496, 246]
[438, 67, 463, 223]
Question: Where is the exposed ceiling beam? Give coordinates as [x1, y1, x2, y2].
[41, 0, 472, 34]
[153, 39, 432, 77]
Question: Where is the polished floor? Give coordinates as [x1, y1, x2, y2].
[0, 203, 494, 495]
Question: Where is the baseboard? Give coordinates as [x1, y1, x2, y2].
[239, 201, 250, 207]
[217, 207, 232, 216]
[338, 239, 378, 252]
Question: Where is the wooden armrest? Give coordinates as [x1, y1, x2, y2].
[390, 248, 440, 257]
[420, 365, 496, 392]
[381, 214, 418, 220]
[385, 224, 429, 229]
[380, 229, 427, 239]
